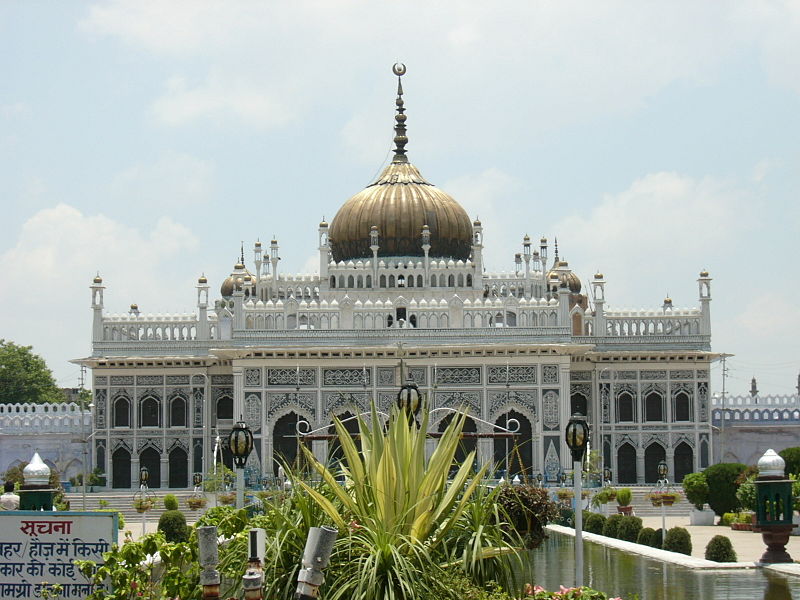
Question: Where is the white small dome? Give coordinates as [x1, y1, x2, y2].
[23, 452, 51, 486]
[757, 449, 785, 477]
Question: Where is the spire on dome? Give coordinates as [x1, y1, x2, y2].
[392, 63, 408, 164]
[240, 242, 245, 265]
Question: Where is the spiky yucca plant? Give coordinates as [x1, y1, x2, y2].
[297, 401, 518, 600]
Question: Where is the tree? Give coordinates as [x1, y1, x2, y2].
[704, 462, 746, 516]
[0, 339, 64, 404]
[779, 447, 800, 477]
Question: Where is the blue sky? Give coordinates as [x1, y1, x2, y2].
[1, 1, 798, 396]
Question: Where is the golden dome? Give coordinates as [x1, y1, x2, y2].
[594, 272, 604, 279]
[699, 270, 709, 277]
[328, 162, 473, 261]
[221, 262, 255, 297]
[198, 274, 208, 284]
[546, 260, 582, 293]
[130, 303, 138, 311]
[93, 274, 103, 284]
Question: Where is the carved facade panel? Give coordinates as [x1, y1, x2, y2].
[377, 368, 395, 386]
[542, 365, 559, 384]
[211, 375, 233, 385]
[408, 367, 426, 385]
[324, 391, 368, 415]
[268, 368, 316, 386]
[191, 375, 207, 385]
[542, 390, 559, 430]
[641, 370, 667, 380]
[244, 368, 262, 387]
[696, 370, 709, 379]
[543, 439, 560, 481]
[245, 393, 262, 431]
[110, 376, 133, 386]
[570, 371, 592, 382]
[488, 389, 537, 420]
[617, 371, 637, 380]
[670, 370, 694, 380]
[600, 383, 610, 424]
[94, 389, 106, 429]
[166, 375, 189, 385]
[136, 388, 161, 401]
[698, 382, 708, 421]
[95, 376, 108, 385]
[136, 375, 164, 386]
[570, 383, 591, 397]
[488, 365, 537, 384]
[193, 390, 204, 427]
[434, 391, 481, 413]
[266, 392, 316, 422]
[378, 392, 396, 414]
[168, 438, 189, 452]
[137, 438, 163, 453]
[435, 367, 481, 385]
[323, 368, 370, 387]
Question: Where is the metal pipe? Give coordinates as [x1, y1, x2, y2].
[295, 526, 338, 599]
[574, 459, 583, 588]
[198, 526, 220, 600]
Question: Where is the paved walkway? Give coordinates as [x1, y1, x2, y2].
[638, 515, 800, 564]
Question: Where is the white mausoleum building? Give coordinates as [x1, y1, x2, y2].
[75, 67, 716, 489]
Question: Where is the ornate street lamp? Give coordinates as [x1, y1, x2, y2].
[397, 377, 421, 423]
[657, 460, 668, 482]
[603, 466, 612, 486]
[139, 466, 149, 488]
[229, 420, 254, 508]
[656, 459, 669, 545]
[193, 472, 203, 488]
[565, 413, 589, 589]
[537, 472, 544, 487]
[560, 471, 567, 486]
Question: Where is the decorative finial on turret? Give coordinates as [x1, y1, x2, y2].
[554, 238, 559, 265]
[240, 242, 245, 265]
[392, 63, 408, 164]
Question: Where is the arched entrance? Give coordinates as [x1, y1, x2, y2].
[111, 448, 131, 489]
[493, 411, 533, 479]
[169, 447, 188, 488]
[139, 447, 161, 488]
[328, 412, 360, 468]
[644, 443, 666, 483]
[570, 393, 588, 418]
[617, 443, 637, 484]
[273, 412, 302, 475]
[438, 413, 477, 475]
[673, 442, 694, 483]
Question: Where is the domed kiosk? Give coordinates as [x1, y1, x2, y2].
[328, 64, 473, 262]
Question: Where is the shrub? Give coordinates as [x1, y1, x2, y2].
[704, 463, 746, 516]
[157, 509, 189, 543]
[163, 494, 179, 511]
[602, 514, 624, 538]
[649, 528, 664, 548]
[495, 484, 560, 547]
[682, 472, 709, 510]
[779, 447, 800, 478]
[720, 512, 738, 527]
[663, 527, 692, 555]
[617, 516, 643, 542]
[584, 513, 607, 535]
[705, 535, 737, 562]
[637, 527, 655, 545]
[735, 476, 757, 512]
[615, 488, 632, 506]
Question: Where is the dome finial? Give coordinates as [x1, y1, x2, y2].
[392, 63, 408, 164]
[240, 242, 245, 266]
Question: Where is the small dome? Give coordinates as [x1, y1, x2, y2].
[198, 275, 208, 284]
[699, 270, 709, 277]
[757, 449, 785, 477]
[320, 220, 328, 228]
[93, 274, 103, 284]
[473, 219, 481, 227]
[23, 452, 51, 486]
[255, 240, 262, 248]
[540, 237, 547, 244]
[546, 261, 582, 293]
[594, 272, 604, 279]
[130, 303, 139, 311]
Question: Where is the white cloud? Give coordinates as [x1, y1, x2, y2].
[0, 102, 31, 118]
[0, 204, 199, 376]
[552, 172, 756, 307]
[110, 152, 215, 208]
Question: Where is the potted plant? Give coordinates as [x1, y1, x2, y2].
[218, 492, 236, 505]
[731, 512, 753, 531]
[186, 496, 207, 510]
[133, 497, 154, 513]
[616, 487, 633, 515]
[556, 489, 574, 502]
[659, 492, 681, 506]
[683, 471, 715, 526]
[647, 492, 663, 507]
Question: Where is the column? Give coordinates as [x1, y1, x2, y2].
[636, 446, 646, 485]
[558, 361, 572, 473]
[160, 457, 169, 488]
[233, 367, 244, 421]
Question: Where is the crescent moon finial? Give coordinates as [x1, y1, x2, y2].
[393, 63, 406, 77]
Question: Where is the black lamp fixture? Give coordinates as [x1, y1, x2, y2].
[193, 472, 203, 487]
[657, 459, 668, 480]
[537, 472, 543, 483]
[229, 419, 254, 469]
[560, 472, 567, 485]
[139, 466, 149, 487]
[565, 413, 590, 463]
[397, 377, 422, 419]
[603, 466, 612, 484]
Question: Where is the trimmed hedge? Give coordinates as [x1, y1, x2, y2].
[663, 527, 692, 555]
[704, 463, 746, 516]
[649, 528, 664, 548]
[705, 535, 737, 562]
[157, 509, 189, 543]
[584, 513, 607, 535]
[602, 514, 624, 538]
[617, 516, 643, 542]
[637, 527, 655, 546]
[163, 494, 179, 511]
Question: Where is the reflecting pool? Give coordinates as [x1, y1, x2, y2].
[519, 533, 799, 600]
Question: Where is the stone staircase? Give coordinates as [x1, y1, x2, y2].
[63, 490, 210, 526]
[613, 486, 691, 518]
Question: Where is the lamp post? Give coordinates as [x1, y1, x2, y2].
[396, 376, 421, 423]
[139, 466, 149, 538]
[657, 459, 668, 546]
[565, 412, 589, 589]
[229, 419, 254, 509]
[537, 472, 543, 488]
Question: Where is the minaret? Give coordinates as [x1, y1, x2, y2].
[750, 376, 759, 399]
[370, 226, 380, 286]
[319, 220, 330, 286]
[197, 274, 209, 340]
[698, 270, 712, 335]
[91, 273, 105, 343]
[421, 225, 431, 285]
[523, 235, 531, 292]
[253, 241, 262, 299]
[591, 272, 606, 337]
[270, 238, 280, 286]
[471, 218, 483, 289]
